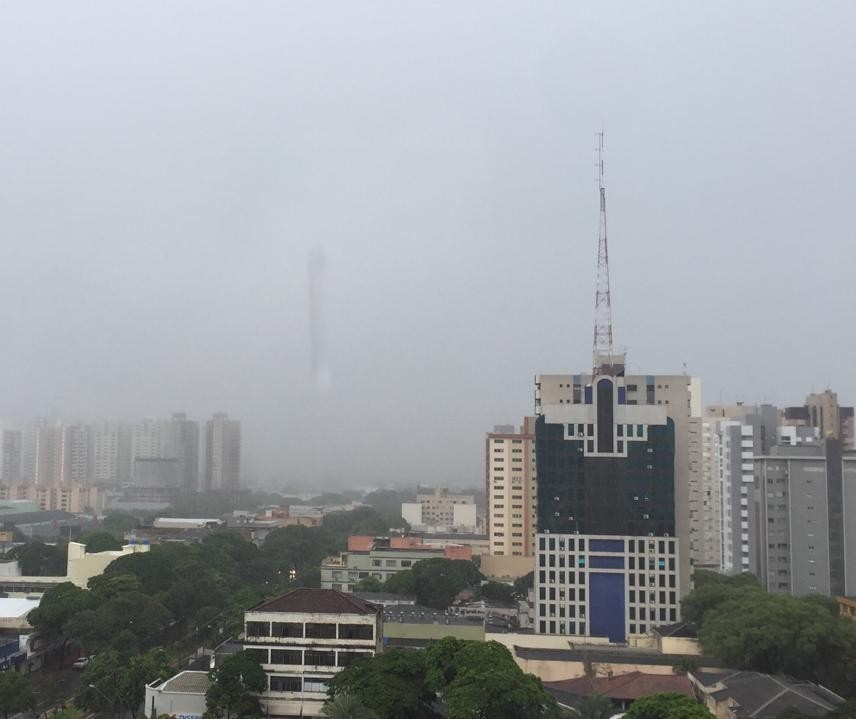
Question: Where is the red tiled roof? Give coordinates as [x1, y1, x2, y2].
[250, 588, 379, 615]
[546, 671, 694, 701]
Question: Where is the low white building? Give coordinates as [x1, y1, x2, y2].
[401, 488, 477, 533]
[145, 670, 210, 719]
[244, 588, 382, 717]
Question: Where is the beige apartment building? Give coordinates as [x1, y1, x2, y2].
[0, 482, 105, 514]
[485, 419, 537, 560]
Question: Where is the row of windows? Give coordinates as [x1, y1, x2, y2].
[246, 622, 373, 641]
[268, 675, 330, 693]
[246, 648, 373, 667]
[538, 537, 676, 555]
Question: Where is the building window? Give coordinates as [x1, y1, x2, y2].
[303, 677, 329, 693]
[246, 621, 269, 637]
[304, 650, 336, 667]
[272, 622, 303, 638]
[270, 649, 301, 665]
[270, 676, 302, 692]
[337, 651, 373, 667]
[305, 623, 337, 639]
[339, 624, 373, 640]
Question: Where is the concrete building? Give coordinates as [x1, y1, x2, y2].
[755, 440, 856, 597]
[133, 457, 181, 489]
[533, 360, 701, 642]
[145, 671, 210, 719]
[401, 487, 477, 533]
[0, 430, 22, 483]
[320, 535, 471, 592]
[243, 588, 382, 717]
[783, 390, 854, 450]
[205, 413, 241, 490]
[485, 419, 538, 559]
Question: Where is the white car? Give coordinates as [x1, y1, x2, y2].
[71, 656, 93, 670]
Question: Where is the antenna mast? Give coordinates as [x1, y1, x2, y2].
[593, 131, 614, 375]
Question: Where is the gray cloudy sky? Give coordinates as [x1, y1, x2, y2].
[1, 2, 854, 489]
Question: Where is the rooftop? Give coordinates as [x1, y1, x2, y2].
[355, 592, 416, 603]
[384, 604, 483, 626]
[653, 621, 698, 638]
[515, 644, 723, 668]
[154, 671, 212, 694]
[692, 670, 844, 719]
[0, 597, 40, 619]
[250, 588, 379, 615]
[546, 671, 694, 703]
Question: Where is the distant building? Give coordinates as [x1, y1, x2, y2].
[166, 413, 200, 493]
[0, 431, 22, 483]
[320, 535, 472, 592]
[89, 421, 132, 486]
[243, 588, 382, 718]
[0, 482, 105, 514]
[205, 413, 241, 490]
[401, 487, 477, 533]
[133, 457, 181, 489]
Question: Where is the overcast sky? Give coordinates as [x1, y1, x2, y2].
[1, 2, 854, 489]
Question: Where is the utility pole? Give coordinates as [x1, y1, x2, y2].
[593, 131, 615, 376]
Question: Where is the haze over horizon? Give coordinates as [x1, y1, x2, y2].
[1, 2, 854, 489]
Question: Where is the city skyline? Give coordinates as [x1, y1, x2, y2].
[1, 3, 855, 488]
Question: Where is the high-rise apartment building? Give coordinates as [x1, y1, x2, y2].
[783, 390, 854, 450]
[89, 421, 131, 485]
[485, 419, 537, 558]
[1, 430, 22, 483]
[165, 413, 200, 493]
[755, 440, 856, 597]
[533, 360, 700, 641]
[65, 424, 90, 485]
[204, 413, 241, 490]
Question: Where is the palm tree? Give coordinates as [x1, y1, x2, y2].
[321, 693, 379, 719]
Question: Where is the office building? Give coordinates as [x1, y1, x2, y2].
[0, 430, 22, 483]
[204, 413, 241, 490]
[485, 419, 537, 558]
[243, 588, 382, 717]
[755, 440, 856, 597]
[533, 361, 700, 641]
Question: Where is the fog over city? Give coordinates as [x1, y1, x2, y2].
[1, 2, 854, 488]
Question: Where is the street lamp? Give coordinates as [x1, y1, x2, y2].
[88, 683, 112, 705]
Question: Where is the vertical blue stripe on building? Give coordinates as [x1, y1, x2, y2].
[589, 573, 626, 643]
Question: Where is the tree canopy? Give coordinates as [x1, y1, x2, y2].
[0, 671, 35, 718]
[684, 570, 856, 698]
[329, 638, 558, 719]
[205, 650, 267, 719]
[624, 693, 713, 719]
[384, 558, 484, 609]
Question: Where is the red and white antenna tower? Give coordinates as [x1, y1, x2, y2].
[593, 131, 614, 375]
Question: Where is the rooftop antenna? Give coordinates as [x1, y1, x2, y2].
[593, 131, 614, 375]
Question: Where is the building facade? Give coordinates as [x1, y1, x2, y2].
[533, 363, 699, 642]
[243, 589, 382, 717]
[485, 419, 537, 558]
[0, 430, 22, 483]
[755, 441, 856, 597]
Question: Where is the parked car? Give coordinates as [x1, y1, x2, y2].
[71, 656, 93, 670]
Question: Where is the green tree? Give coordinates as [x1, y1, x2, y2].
[681, 571, 761, 625]
[77, 530, 123, 552]
[573, 693, 616, 719]
[28, 582, 95, 636]
[354, 576, 384, 593]
[104, 548, 176, 594]
[624, 693, 713, 719]
[8, 541, 67, 575]
[328, 649, 438, 719]
[479, 581, 515, 604]
[512, 571, 534, 600]
[442, 641, 559, 719]
[119, 648, 174, 716]
[699, 592, 856, 696]
[88, 572, 142, 599]
[0, 671, 36, 718]
[386, 559, 483, 609]
[322, 693, 379, 719]
[206, 650, 266, 719]
[102, 511, 140, 536]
